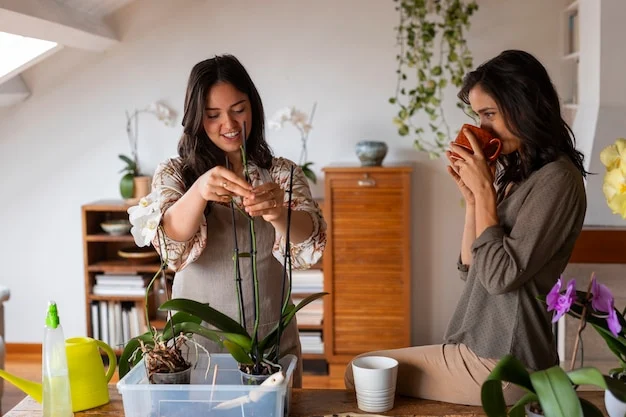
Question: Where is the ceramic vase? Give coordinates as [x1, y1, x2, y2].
[355, 141, 388, 166]
[605, 389, 626, 417]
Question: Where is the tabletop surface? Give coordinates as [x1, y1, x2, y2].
[3, 386, 607, 417]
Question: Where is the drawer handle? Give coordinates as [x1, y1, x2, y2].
[358, 178, 376, 187]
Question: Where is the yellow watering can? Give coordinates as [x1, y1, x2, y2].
[0, 337, 116, 412]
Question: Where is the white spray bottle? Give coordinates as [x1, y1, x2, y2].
[42, 301, 74, 417]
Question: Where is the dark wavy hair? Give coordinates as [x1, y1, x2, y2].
[177, 54, 273, 197]
[458, 50, 587, 191]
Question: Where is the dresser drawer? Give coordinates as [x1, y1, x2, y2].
[326, 172, 405, 189]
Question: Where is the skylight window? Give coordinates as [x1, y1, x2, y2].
[0, 32, 57, 79]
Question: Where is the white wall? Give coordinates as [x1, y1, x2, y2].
[0, 0, 563, 344]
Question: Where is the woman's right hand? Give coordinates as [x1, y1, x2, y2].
[196, 166, 254, 203]
[445, 150, 475, 205]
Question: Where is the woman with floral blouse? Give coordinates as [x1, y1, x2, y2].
[151, 54, 326, 387]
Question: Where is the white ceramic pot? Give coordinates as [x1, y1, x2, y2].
[605, 389, 626, 417]
[524, 403, 544, 417]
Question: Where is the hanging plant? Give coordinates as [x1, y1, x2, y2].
[390, 0, 479, 159]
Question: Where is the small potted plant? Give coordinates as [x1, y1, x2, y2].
[268, 103, 317, 183]
[118, 191, 214, 384]
[539, 273, 626, 417]
[119, 102, 177, 202]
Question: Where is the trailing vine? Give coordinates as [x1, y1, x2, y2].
[390, 0, 479, 159]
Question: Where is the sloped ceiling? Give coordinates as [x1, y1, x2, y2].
[0, 0, 135, 106]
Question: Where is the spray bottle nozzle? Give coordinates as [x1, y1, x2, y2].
[45, 301, 59, 329]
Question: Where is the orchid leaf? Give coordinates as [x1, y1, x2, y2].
[160, 321, 221, 345]
[118, 331, 157, 378]
[530, 366, 582, 417]
[160, 298, 248, 336]
[481, 355, 532, 417]
[604, 374, 626, 402]
[592, 324, 626, 364]
[509, 392, 538, 417]
[224, 340, 253, 365]
[259, 292, 327, 352]
[567, 367, 606, 388]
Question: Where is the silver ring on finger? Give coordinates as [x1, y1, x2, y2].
[273, 200, 277, 208]
[222, 181, 229, 189]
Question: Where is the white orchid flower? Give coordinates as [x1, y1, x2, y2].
[127, 189, 163, 246]
[130, 211, 162, 247]
[290, 109, 309, 127]
[268, 107, 292, 130]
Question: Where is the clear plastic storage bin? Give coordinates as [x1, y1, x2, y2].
[117, 353, 297, 417]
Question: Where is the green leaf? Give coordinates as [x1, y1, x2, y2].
[481, 355, 533, 417]
[160, 298, 248, 336]
[224, 340, 253, 365]
[301, 165, 317, 184]
[605, 375, 626, 402]
[259, 292, 328, 353]
[118, 331, 156, 378]
[509, 392, 539, 417]
[118, 154, 136, 168]
[160, 321, 222, 345]
[567, 367, 607, 389]
[530, 366, 582, 417]
[120, 173, 135, 199]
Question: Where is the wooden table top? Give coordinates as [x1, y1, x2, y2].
[3, 386, 608, 417]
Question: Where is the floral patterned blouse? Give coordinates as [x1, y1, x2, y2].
[151, 156, 326, 272]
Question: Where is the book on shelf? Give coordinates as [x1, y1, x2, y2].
[293, 297, 323, 325]
[92, 273, 151, 296]
[91, 301, 147, 348]
[300, 331, 324, 354]
[292, 269, 323, 293]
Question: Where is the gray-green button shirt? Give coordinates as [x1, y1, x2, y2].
[444, 156, 586, 371]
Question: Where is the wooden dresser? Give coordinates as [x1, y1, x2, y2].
[322, 165, 413, 379]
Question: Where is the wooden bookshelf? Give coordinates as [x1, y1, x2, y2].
[81, 200, 164, 352]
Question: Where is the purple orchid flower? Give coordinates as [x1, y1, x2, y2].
[546, 277, 576, 323]
[591, 275, 614, 313]
[608, 306, 622, 337]
[589, 275, 622, 337]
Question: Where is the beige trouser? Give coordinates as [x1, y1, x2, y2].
[344, 343, 526, 406]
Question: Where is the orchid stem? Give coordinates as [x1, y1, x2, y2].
[569, 273, 594, 371]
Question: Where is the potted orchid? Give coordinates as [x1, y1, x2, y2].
[119, 102, 177, 201]
[119, 146, 327, 388]
[268, 104, 317, 183]
[538, 274, 626, 417]
[118, 190, 217, 384]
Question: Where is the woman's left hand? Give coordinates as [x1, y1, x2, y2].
[449, 128, 495, 198]
[243, 182, 285, 222]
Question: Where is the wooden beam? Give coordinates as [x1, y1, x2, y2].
[0, 75, 30, 106]
[0, 0, 119, 51]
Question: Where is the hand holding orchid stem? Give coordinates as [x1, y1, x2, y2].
[268, 103, 318, 183]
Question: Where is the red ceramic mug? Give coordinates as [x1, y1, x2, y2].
[451, 124, 502, 163]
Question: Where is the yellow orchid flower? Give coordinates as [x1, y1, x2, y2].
[603, 168, 626, 218]
[600, 138, 626, 171]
